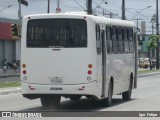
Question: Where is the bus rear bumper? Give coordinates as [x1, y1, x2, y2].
[21, 80, 100, 98]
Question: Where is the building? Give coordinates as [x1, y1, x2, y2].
[138, 34, 158, 59]
[0, 22, 21, 68]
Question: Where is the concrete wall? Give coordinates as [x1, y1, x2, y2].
[0, 40, 19, 69]
[15, 40, 21, 61]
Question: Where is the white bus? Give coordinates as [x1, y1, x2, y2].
[21, 12, 138, 108]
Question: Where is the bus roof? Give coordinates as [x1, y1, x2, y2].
[23, 12, 136, 28]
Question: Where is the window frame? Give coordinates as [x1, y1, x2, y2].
[26, 18, 87, 48]
[117, 27, 124, 54]
[128, 28, 134, 53]
[96, 24, 101, 55]
[123, 27, 130, 53]
[106, 26, 112, 54]
[112, 26, 118, 54]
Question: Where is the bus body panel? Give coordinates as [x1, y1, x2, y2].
[105, 53, 135, 95]
[21, 13, 137, 100]
[21, 80, 101, 98]
[21, 14, 102, 98]
[22, 48, 95, 85]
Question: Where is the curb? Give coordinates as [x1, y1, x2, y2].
[0, 72, 160, 96]
[138, 72, 160, 78]
[0, 75, 20, 78]
[0, 88, 21, 96]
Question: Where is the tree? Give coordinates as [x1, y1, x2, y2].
[146, 35, 159, 69]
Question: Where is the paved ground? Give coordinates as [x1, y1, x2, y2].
[0, 74, 160, 113]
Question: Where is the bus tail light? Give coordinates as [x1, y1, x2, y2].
[88, 70, 92, 75]
[88, 64, 93, 68]
[22, 64, 26, 68]
[23, 70, 27, 74]
[29, 85, 35, 90]
[78, 86, 85, 91]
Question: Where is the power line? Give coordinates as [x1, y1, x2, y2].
[92, 1, 111, 14]
[130, 0, 156, 3]
[73, 0, 86, 10]
[122, 0, 125, 20]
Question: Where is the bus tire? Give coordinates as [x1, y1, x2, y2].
[69, 96, 81, 101]
[122, 75, 133, 101]
[41, 95, 61, 108]
[41, 96, 50, 107]
[105, 81, 113, 107]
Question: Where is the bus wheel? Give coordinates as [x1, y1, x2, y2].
[41, 95, 61, 108]
[106, 81, 113, 107]
[69, 95, 81, 101]
[122, 76, 133, 101]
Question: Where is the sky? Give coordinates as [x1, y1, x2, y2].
[0, 0, 158, 34]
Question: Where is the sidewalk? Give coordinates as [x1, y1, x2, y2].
[0, 69, 21, 96]
[0, 69, 20, 78]
[0, 87, 21, 96]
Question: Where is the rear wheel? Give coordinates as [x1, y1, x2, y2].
[40, 95, 61, 108]
[122, 76, 133, 101]
[106, 81, 113, 107]
[102, 81, 113, 107]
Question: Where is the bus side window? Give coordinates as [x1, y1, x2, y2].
[128, 28, 134, 53]
[106, 26, 112, 54]
[96, 25, 101, 55]
[112, 26, 118, 54]
[117, 27, 124, 54]
[123, 28, 129, 53]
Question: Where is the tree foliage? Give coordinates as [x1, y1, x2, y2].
[146, 35, 159, 51]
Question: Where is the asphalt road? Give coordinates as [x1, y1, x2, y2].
[0, 74, 160, 118]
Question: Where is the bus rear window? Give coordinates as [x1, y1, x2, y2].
[27, 19, 87, 48]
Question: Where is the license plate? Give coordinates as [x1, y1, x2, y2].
[50, 77, 63, 84]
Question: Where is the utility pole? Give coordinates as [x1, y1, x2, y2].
[87, 0, 92, 15]
[103, 9, 105, 16]
[18, 0, 21, 20]
[18, 0, 28, 37]
[156, 0, 159, 69]
[150, 22, 154, 35]
[57, 0, 60, 10]
[149, 21, 155, 58]
[122, 0, 125, 20]
[134, 18, 142, 58]
[18, 0, 28, 20]
[104, 12, 113, 18]
[47, 0, 50, 13]
[56, 0, 61, 13]
[134, 18, 142, 33]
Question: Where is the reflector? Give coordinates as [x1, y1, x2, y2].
[22, 64, 26, 68]
[23, 70, 27, 74]
[88, 70, 92, 75]
[88, 64, 93, 68]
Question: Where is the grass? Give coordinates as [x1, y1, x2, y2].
[138, 69, 160, 74]
[0, 81, 21, 88]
